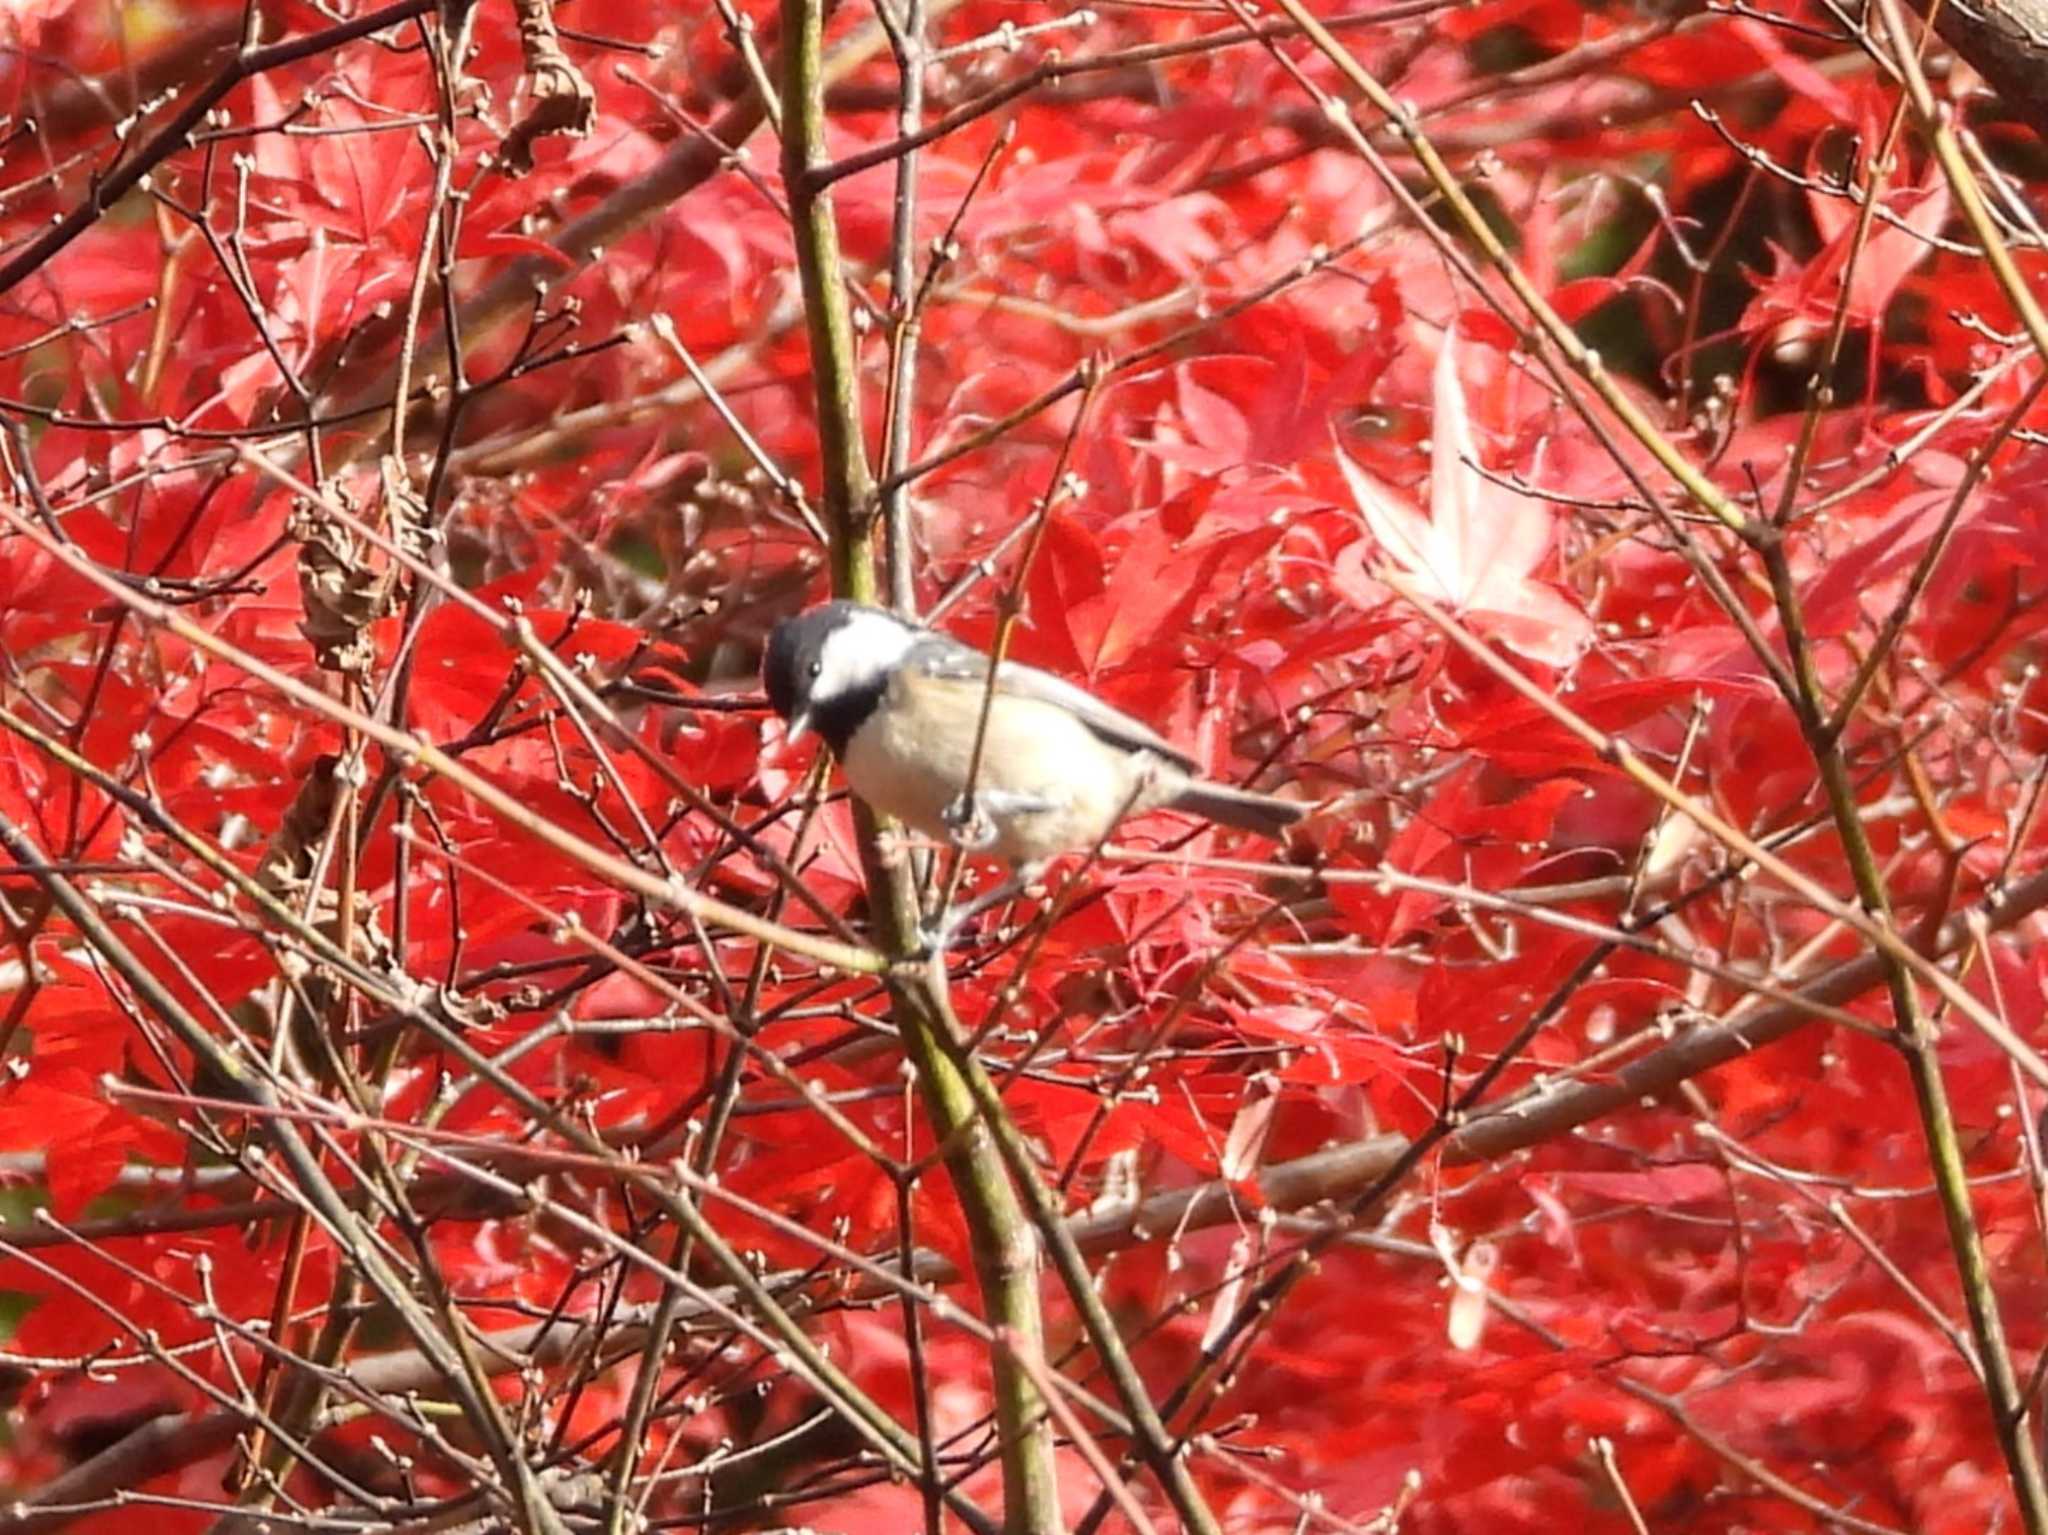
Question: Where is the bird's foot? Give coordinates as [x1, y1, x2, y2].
[912, 866, 1040, 958]
[912, 908, 972, 958]
[941, 788, 1060, 852]
[940, 793, 998, 850]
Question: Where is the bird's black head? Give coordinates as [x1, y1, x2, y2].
[763, 601, 919, 752]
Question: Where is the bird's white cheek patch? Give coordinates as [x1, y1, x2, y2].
[814, 613, 917, 701]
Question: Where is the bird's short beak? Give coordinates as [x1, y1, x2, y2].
[786, 709, 812, 743]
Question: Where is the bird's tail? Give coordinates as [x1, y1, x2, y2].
[1167, 781, 1306, 839]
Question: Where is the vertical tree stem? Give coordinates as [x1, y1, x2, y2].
[878, 0, 928, 614]
[779, 0, 875, 564]
[1758, 539, 2048, 1535]
[777, 5, 1063, 1528]
[889, 966, 1068, 1535]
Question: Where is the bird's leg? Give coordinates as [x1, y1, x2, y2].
[940, 788, 1057, 850]
[918, 860, 1045, 954]
[939, 792, 998, 850]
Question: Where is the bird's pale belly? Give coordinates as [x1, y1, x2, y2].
[841, 682, 1160, 864]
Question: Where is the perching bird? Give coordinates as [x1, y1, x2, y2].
[763, 600, 1303, 938]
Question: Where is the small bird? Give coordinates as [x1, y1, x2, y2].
[763, 600, 1304, 940]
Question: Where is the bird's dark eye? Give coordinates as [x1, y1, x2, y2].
[808, 661, 822, 678]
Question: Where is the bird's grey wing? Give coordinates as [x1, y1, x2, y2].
[904, 634, 1199, 772]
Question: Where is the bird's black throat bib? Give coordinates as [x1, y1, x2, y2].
[810, 675, 886, 756]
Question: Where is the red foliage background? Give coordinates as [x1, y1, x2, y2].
[2, 0, 2047, 1530]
